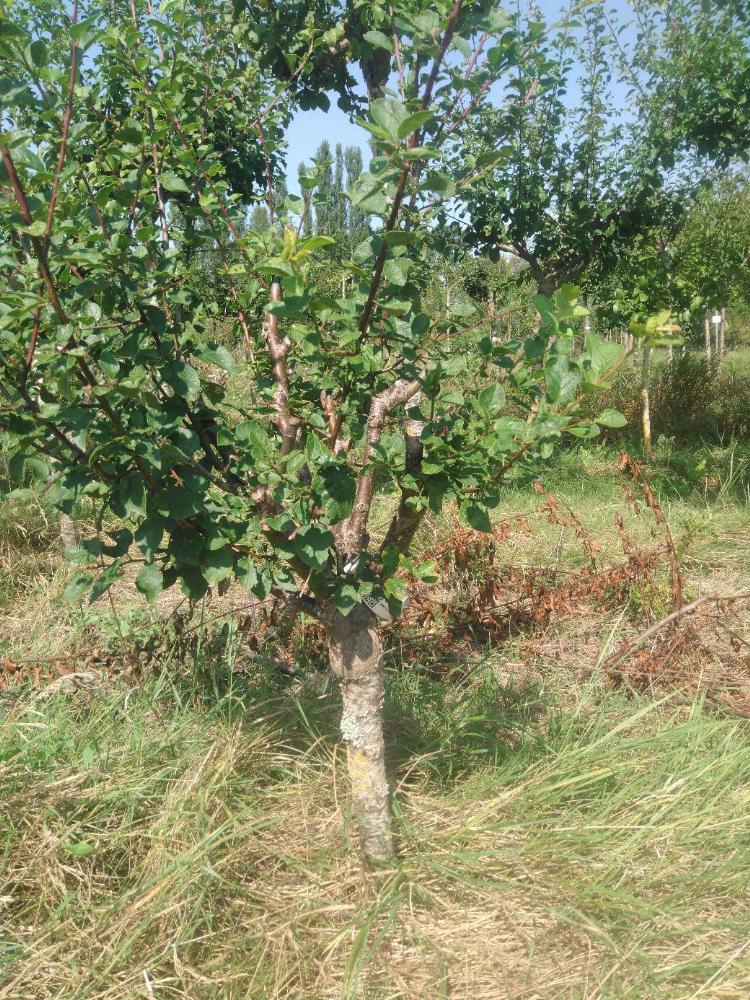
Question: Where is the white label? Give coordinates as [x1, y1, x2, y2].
[362, 594, 393, 621]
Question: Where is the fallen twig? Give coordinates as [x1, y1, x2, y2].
[602, 590, 750, 673]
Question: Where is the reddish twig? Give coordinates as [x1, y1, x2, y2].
[43, 0, 79, 250]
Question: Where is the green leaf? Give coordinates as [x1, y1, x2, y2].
[157, 482, 205, 519]
[383, 257, 410, 286]
[64, 572, 93, 603]
[332, 582, 359, 616]
[396, 110, 434, 140]
[111, 473, 147, 519]
[293, 524, 333, 570]
[169, 527, 204, 566]
[236, 557, 258, 594]
[160, 171, 190, 193]
[136, 563, 164, 602]
[234, 420, 273, 461]
[197, 344, 235, 372]
[545, 355, 580, 404]
[449, 301, 475, 317]
[179, 567, 209, 601]
[420, 170, 455, 197]
[164, 361, 201, 401]
[63, 841, 94, 859]
[473, 383, 506, 419]
[369, 97, 408, 143]
[568, 423, 600, 440]
[89, 561, 124, 603]
[29, 39, 47, 67]
[202, 546, 234, 586]
[384, 576, 408, 601]
[460, 501, 492, 533]
[349, 172, 387, 214]
[314, 464, 356, 523]
[363, 30, 393, 52]
[596, 408, 628, 428]
[99, 350, 120, 377]
[585, 332, 623, 376]
[256, 257, 296, 277]
[412, 560, 438, 583]
[383, 231, 419, 246]
[20, 220, 45, 237]
[298, 235, 336, 252]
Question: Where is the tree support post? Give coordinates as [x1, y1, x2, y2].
[641, 346, 652, 463]
[704, 316, 712, 362]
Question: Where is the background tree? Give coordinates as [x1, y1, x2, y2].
[302, 140, 370, 249]
[462, 1, 750, 305]
[670, 172, 750, 357]
[249, 204, 270, 233]
[313, 140, 335, 236]
[635, 0, 750, 168]
[461, 3, 663, 296]
[344, 145, 369, 248]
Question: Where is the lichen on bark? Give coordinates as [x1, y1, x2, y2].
[327, 605, 395, 864]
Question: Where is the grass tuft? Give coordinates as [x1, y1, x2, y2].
[2, 670, 750, 998]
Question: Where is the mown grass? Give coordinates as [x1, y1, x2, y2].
[2, 429, 750, 997]
[2, 666, 750, 999]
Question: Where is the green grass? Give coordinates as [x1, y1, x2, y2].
[1, 668, 750, 999]
[1, 436, 750, 997]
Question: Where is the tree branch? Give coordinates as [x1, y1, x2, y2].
[336, 378, 421, 560]
[1, 146, 69, 324]
[43, 0, 79, 251]
[603, 590, 750, 674]
[380, 390, 425, 555]
[262, 278, 299, 454]
[357, 1, 465, 340]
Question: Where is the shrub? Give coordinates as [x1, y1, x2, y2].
[592, 352, 750, 444]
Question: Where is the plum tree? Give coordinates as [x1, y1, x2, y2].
[1, 0, 627, 864]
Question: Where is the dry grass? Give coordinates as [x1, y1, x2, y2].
[2, 442, 750, 998]
[2, 674, 750, 999]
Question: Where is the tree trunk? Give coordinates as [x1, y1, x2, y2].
[59, 512, 76, 550]
[704, 316, 712, 362]
[720, 307, 726, 360]
[327, 605, 394, 865]
[641, 346, 652, 463]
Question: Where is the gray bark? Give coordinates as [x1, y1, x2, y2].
[382, 391, 425, 555]
[327, 605, 394, 864]
[59, 512, 76, 550]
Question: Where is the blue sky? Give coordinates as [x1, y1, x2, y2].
[284, 0, 636, 187]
